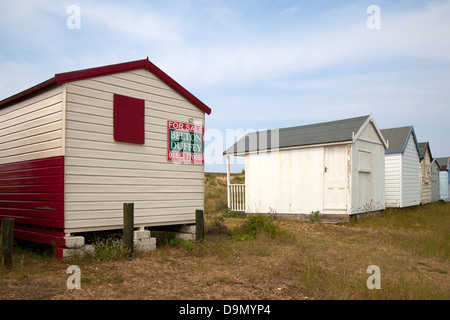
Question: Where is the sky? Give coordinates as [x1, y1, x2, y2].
[0, 0, 449, 172]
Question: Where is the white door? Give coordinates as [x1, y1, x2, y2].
[323, 145, 349, 214]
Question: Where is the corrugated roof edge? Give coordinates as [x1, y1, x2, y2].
[0, 57, 211, 115]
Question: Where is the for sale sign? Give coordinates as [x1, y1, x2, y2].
[168, 120, 204, 163]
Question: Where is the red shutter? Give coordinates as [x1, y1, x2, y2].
[113, 94, 145, 144]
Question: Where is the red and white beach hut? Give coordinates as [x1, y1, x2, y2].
[0, 58, 211, 258]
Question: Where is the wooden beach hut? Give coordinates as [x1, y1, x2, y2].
[436, 157, 449, 201]
[0, 58, 211, 258]
[380, 126, 421, 208]
[223, 114, 388, 222]
[418, 142, 432, 204]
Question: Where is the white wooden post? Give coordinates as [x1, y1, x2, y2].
[226, 155, 231, 209]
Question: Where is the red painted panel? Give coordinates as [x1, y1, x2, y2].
[14, 225, 65, 247]
[113, 93, 145, 144]
[1, 215, 63, 228]
[0, 156, 65, 240]
[0, 166, 63, 179]
[0, 184, 62, 193]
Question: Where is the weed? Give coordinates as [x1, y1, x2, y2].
[230, 215, 286, 241]
[309, 210, 321, 223]
[89, 234, 129, 262]
[222, 207, 242, 218]
[169, 238, 200, 251]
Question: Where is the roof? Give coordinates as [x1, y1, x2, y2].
[223, 115, 387, 156]
[0, 57, 211, 115]
[380, 126, 421, 157]
[418, 142, 432, 160]
[436, 157, 449, 171]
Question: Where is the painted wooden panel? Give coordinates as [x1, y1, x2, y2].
[440, 171, 449, 201]
[420, 150, 432, 204]
[0, 156, 64, 228]
[323, 145, 348, 214]
[385, 153, 401, 207]
[351, 122, 386, 214]
[113, 94, 145, 144]
[0, 86, 64, 165]
[430, 160, 440, 202]
[401, 136, 420, 207]
[245, 146, 325, 214]
[64, 70, 205, 233]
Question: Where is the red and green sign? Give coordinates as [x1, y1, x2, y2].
[168, 120, 204, 163]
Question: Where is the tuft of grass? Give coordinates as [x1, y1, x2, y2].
[230, 215, 291, 242]
[169, 238, 201, 251]
[309, 210, 321, 223]
[87, 234, 129, 262]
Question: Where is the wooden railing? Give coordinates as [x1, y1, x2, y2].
[228, 184, 245, 212]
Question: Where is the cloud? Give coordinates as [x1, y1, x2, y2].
[278, 5, 302, 16]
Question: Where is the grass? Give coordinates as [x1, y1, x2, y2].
[0, 173, 448, 300]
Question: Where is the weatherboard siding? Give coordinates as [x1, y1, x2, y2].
[385, 153, 401, 207]
[440, 171, 449, 201]
[401, 136, 420, 207]
[430, 160, 440, 202]
[0, 86, 64, 165]
[419, 149, 432, 204]
[64, 70, 205, 233]
[350, 122, 386, 214]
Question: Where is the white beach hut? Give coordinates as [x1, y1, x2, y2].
[224, 114, 388, 222]
[380, 126, 421, 208]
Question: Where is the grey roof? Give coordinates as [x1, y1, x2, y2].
[436, 157, 449, 170]
[223, 115, 371, 155]
[418, 142, 432, 160]
[380, 126, 420, 156]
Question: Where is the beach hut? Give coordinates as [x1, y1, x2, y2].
[0, 58, 211, 258]
[430, 158, 441, 203]
[418, 142, 432, 204]
[436, 157, 449, 201]
[223, 114, 388, 222]
[380, 126, 421, 208]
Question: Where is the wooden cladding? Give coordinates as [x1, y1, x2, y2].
[113, 93, 145, 144]
[0, 156, 64, 229]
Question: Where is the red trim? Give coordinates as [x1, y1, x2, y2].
[144, 59, 212, 115]
[54, 59, 146, 84]
[1, 58, 212, 115]
[0, 78, 57, 108]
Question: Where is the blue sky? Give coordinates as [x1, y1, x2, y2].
[1, 0, 449, 172]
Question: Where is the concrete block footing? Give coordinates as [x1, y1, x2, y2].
[134, 237, 157, 252]
[175, 224, 196, 241]
[60, 244, 95, 259]
[64, 236, 85, 249]
[134, 230, 151, 240]
[175, 233, 195, 241]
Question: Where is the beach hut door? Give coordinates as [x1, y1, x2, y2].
[323, 145, 348, 213]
